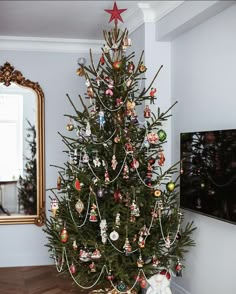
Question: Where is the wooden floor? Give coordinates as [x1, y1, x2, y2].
[0, 265, 94, 294]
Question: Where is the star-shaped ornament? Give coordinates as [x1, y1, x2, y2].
[104, 1, 127, 25]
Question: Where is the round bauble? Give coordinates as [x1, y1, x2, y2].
[166, 181, 175, 192]
[154, 189, 162, 197]
[66, 123, 74, 131]
[113, 60, 122, 70]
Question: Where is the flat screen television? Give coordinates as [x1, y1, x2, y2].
[180, 129, 236, 224]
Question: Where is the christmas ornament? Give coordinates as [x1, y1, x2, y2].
[105, 170, 110, 183]
[74, 178, 81, 191]
[93, 156, 101, 167]
[139, 225, 150, 236]
[107, 270, 114, 281]
[72, 149, 78, 165]
[130, 159, 139, 169]
[72, 240, 78, 250]
[100, 219, 108, 244]
[144, 105, 151, 118]
[114, 134, 121, 143]
[60, 227, 69, 243]
[79, 248, 91, 262]
[87, 86, 94, 98]
[85, 121, 91, 136]
[126, 78, 133, 88]
[114, 190, 122, 202]
[105, 78, 114, 96]
[126, 99, 135, 116]
[115, 212, 120, 227]
[122, 37, 132, 51]
[91, 248, 101, 259]
[127, 61, 135, 74]
[110, 230, 119, 241]
[113, 60, 122, 70]
[76, 67, 85, 77]
[154, 189, 162, 197]
[123, 164, 129, 179]
[137, 255, 144, 268]
[152, 254, 159, 267]
[69, 263, 76, 274]
[116, 97, 123, 106]
[166, 181, 175, 192]
[165, 235, 171, 249]
[140, 278, 147, 289]
[175, 259, 182, 276]
[111, 155, 118, 170]
[57, 176, 61, 190]
[149, 87, 157, 104]
[149, 157, 156, 165]
[75, 199, 84, 214]
[104, 2, 127, 25]
[89, 262, 97, 273]
[97, 187, 104, 198]
[130, 200, 140, 217]
[147, 132, 159, 144]
[66, 123, 74, 131]
[139, 61, 147, 73]
[158, 129, 167, 142]
[117, 281, 127, 292]
[158, 152, 165, 166]
[138, 235, 145, 248]
[89, 203, 98, 222]
[82, 153, 89, 163]
[123, 238, 132, 255]
[100, 53, 105, 65]
[99, 110, 105, 129]
[176, 232, 181, 240]
[51, 198, 58, 218]
[125, 140, 134, 153]
[146, 271, 171, 294]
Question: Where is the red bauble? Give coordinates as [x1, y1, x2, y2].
[114, 190, 122, 202]
[70, 263, 76, 274]
[140, 279, 147, 288]
[60, 227, 69, 243]
[74, 178, 81, 191]
[149, 158, 156, 165]
[113, 60, 122, 70]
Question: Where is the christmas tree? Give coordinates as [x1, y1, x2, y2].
[18, 120, 37, 215]
[44, 2, 195, 293]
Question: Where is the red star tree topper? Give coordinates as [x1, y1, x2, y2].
[104, 1, 127, 25]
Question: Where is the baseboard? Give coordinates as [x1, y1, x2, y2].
[171, 281, 191, 294]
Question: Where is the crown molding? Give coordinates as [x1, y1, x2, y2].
[0, 36, 103, 54]
[122, 1, 184, 33]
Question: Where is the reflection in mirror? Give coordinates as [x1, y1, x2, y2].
[0, 62, 45, 225]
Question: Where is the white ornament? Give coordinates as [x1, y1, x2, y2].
[100, 219, 108, 244]
[85, 121, 91, 136]
[146, 272, 172, 294]
[93, 157, 101, 167]
[85, 79, 91, 87]
[111, 155, 118, 170]
[109, 230, 119, 241]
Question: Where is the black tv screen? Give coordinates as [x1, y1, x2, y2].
[180, 129, 236, 224]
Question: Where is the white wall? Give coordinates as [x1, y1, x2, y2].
[171, 3, 236, 294]
[0, 50, 90, 267]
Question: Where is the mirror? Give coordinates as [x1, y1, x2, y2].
[0, 62, 45, 225]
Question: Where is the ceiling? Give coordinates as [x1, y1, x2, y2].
[0, 1, 183, 41]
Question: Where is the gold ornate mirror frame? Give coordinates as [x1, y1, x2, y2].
[0, 62, 45, 225]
